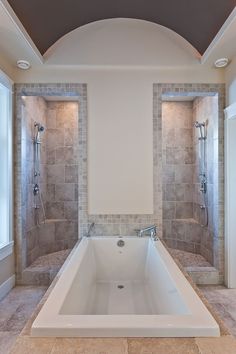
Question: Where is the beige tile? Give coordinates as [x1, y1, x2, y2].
[0, 331, 18, 354]
[209, 303, 236, 336]
[52, 338, 128, 354]
[65, 165, 78, 183]
[195, 336, 236, 354]
[47, 165, 64, 184]
[64, 201, 78, 220]
[55, 184, 75, 201]
[10, 337, 55, 354]
[128, 338, 199, 354]
[46, 202, 64, 219]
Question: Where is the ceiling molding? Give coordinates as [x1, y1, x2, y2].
[201, 6, 236, 64]
[0, 0, 44, 64]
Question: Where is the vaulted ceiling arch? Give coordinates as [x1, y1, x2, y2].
[44, 19, 200, 66]
[7, 0, 236, 55]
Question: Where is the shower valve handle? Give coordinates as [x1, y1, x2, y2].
[33, 184, 40, 196]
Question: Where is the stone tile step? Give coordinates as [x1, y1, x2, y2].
[21, 250, 71, 286]
[186, 267, 223, 285]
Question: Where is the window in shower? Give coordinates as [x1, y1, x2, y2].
[0, 71, 13, 260]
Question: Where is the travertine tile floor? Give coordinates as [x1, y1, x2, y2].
[0, 286, 46, 354]
[199, 285, 236, 337]
[0, 285, 236, 353]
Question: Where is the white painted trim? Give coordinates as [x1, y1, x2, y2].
[0, 72, 14, 252]
[0, 241, 14, 261]
[224, 102, 236, 120]
[0, 274, 15, 301]
[201, 6, 236, 64]
[0, 68, 13, 89]
[0, 0, 44, 64]
[224, 103, 236, 288]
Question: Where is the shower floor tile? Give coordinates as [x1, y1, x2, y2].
[169, 248, 212, 267]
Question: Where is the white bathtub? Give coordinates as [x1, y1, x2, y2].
[32, 236, 220, 337]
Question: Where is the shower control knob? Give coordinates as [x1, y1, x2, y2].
[33, 184, 40, 195]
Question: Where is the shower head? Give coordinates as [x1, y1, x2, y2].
[194, 121, 205, 128]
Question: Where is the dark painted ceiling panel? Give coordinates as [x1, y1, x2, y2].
[8, 0, 236, 55]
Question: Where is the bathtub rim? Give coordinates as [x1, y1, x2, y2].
[31, 236, 220, 337]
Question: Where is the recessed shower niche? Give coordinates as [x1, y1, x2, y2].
[161, 93, 223, 284]
[19, 95, 79, 284]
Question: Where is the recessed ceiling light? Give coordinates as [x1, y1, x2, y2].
[214, 58, 229, 68]
[16, 60, 31, 70]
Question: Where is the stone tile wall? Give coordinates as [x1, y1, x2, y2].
[45, 102, 78, 222]
[156, 83, 225, 276]
[162, 101, 203, 253]
[193, 96, 219, 265]
[22, 96, 47, 266]
[21, 98, 79, 266]
[14, 84, 87, 283]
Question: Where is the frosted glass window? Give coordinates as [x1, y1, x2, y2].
[0, 81, 12, 248]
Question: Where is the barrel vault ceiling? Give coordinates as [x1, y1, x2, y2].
[7, 0, 236, 55]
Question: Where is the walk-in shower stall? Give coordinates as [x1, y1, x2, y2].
[17, 95, 79, 284]
[161, 91, 224, 284]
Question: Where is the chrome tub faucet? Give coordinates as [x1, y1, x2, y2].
[135, 225, 158, 241]
[87, 222, 95, 237]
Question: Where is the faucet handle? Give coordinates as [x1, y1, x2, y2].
[134, 229, 141, 237]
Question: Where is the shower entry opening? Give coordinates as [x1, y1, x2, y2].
[161, 91, 222, 284]
[19, 94, 80, 285]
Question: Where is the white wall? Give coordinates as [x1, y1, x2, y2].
[0, 254, 14, 285]
[226, 55, 236, 106]
[88, 72, 153, 214]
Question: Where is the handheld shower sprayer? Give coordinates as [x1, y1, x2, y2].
[34, 122, 45, 144]
[194, 121, 206, 140]
[194, 120, 208, 227]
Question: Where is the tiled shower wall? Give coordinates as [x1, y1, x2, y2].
[45, 101, 78, 221]
[22, 97, 47, 266]
[162, 101, 202, 253]
[193, 96, 219, 264]
[15, 84, 87, 283]
[162, 94, 222, 270]
[22, 98, 78, 267]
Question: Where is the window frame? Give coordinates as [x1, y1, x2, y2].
[0, 69, 13, 260]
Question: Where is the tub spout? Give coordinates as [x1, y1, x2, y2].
[135, 225, 158, 241]
[87, 222, 95, 237]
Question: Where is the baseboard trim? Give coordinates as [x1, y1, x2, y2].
[0, 274, 15, 301]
